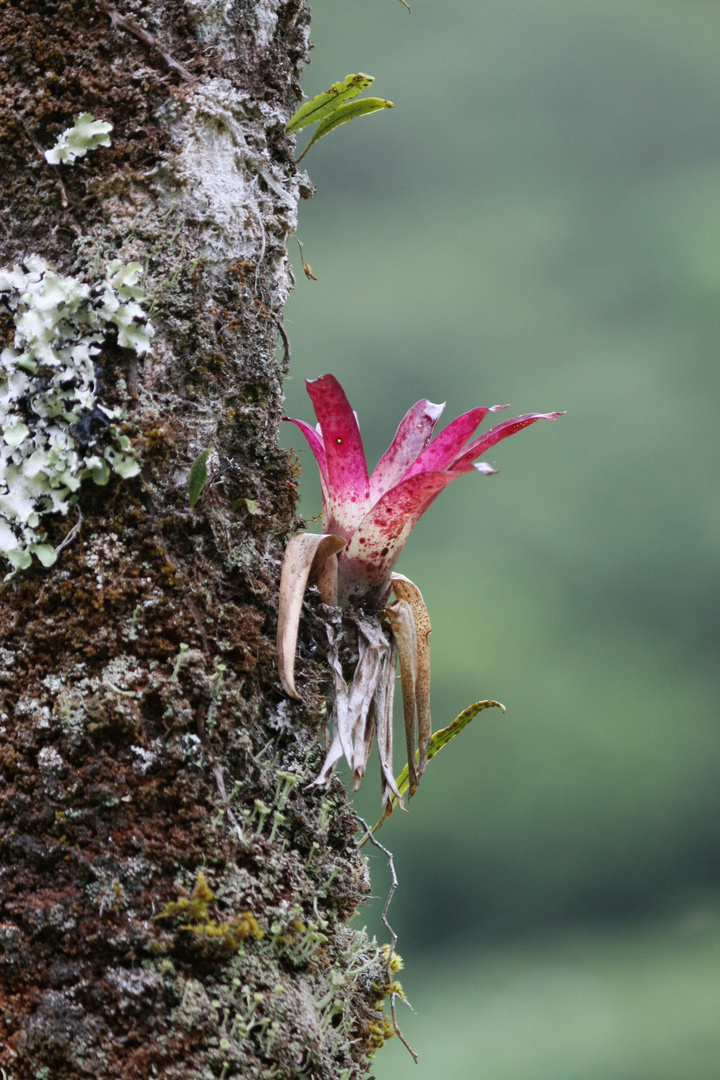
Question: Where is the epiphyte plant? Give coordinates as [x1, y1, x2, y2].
[286, 74, 394, 164]
[284, 376, 564, 610]
[277, 374, 562, 807]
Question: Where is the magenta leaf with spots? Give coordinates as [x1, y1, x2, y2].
[286, 374, 562, 609]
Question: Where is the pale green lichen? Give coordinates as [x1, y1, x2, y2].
[44, 113, 113, 165]
[0, 257, 154, 569]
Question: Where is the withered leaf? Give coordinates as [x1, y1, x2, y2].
[372, 633, 401, 810]
[310, 618, 394, 791]
[277, 532, 346, 699]
[391, 572, 432, 774]
[385, 598, 419, 797]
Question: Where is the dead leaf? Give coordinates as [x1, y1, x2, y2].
[391, 573, 432, 774]
[350, 618, 392, 789]
[277, 532, 346, 698]
[312, 623, 350, 783]
[372, 633, 402, 809]
[314, 544, 340, 605]
[309, 615, 403, 796]
[385, 598, 419, 797]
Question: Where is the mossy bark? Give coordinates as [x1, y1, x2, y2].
[0, 3, 390, 1077]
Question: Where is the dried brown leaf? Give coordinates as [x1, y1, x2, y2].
[311, 624, 349, 785]
[311, 616, 393, 790]
[277, 532, 346, 698]
[351, 618, 391, 789]
[372, 634, 402, 809]
[391, 572, 432, 774]
[385, 598, 419, 797]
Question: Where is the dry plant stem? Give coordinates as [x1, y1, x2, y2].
[275, 537, 432, 803]
[272, 311, 292, 367]
[355, 816, 419, 1065]
[313, 618, 376, 785]
[99, 4, 197, 83]
[53, 507, 83, 557]
[349, 617, 391, 788]
[321, 621, 353, 778]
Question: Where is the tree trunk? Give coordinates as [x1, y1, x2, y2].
[0, 3, 390, 1077]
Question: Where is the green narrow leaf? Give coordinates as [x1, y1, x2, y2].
[286, 73, 374, 134]
[188, 448, 211, 508]
[365, 699, 506, 839]
[296, 97, 395, 163]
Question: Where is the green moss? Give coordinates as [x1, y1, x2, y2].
[155, 870, 216, 923]
[155, 872, 263, 953]
[184, 913, 264, 949]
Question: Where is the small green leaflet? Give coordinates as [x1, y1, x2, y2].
[188, 448, 211, 507]
[296, 98, 394, 163]
[365, 699, 506, 839]
[287, 73, 395, 164]
[286, 73, 374, 134]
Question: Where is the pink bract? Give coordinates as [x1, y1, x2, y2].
[285, 374, 562, 609]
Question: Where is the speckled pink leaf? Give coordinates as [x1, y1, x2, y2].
[450, 411, 564, 471]
[404, 404, 508, 478]
[306, 374, 370, 537]
[284, 417, 329, 506]
[339, 467, 493, 605]
[369, 398, 444, 503]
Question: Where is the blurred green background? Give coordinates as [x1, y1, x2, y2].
[278, 0, 720, 1075]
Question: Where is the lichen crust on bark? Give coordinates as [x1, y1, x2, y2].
[0, 2, 390, 1077]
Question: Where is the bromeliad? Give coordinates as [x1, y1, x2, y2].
[277, 374, 562, 806]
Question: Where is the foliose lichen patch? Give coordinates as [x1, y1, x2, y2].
[44, 112, 113, 165]
[0, 256, 153, 569]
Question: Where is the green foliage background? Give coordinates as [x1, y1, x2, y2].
[281, 0, 720, 1074]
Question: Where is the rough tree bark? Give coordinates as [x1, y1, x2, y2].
[0, 2, 393, 1077]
